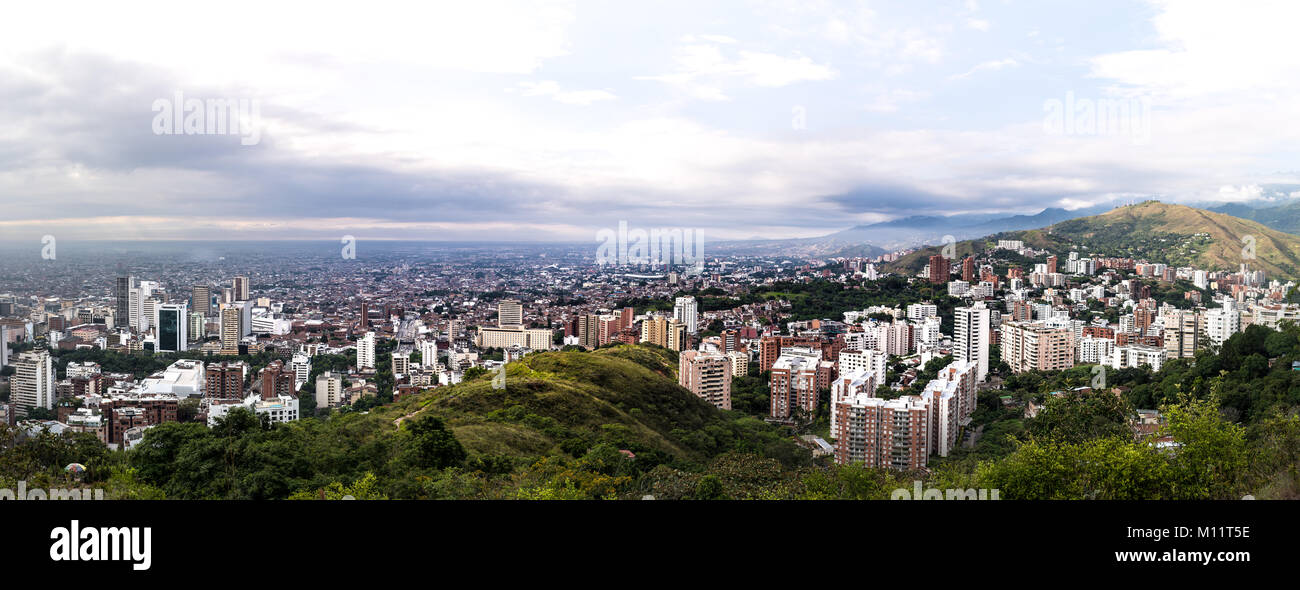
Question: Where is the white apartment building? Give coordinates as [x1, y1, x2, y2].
[1078, 336, 1116, 364]
[358, 331, 376, 370]
[954, 303, 990, 382]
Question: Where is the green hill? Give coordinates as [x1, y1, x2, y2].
[886, 201, 1300, 279]
[402, 344, 776, 463]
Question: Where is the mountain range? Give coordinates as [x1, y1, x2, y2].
[884, 201, 1300, 280]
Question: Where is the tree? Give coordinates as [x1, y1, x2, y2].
[404, 416, 466, 469]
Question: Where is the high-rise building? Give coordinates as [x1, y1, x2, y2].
[290, 354, 311, 389]
[673, 296, 699, 334]
[834, 393, 930, 470]
[725, 350, 749, 378]
[189, 312, 206, 342]
[115, 275, 132, 328]
[358, 331, 376, 370]
[232, 276, 250, 301]
[155, 302, 188, 353]
[928, 255, 950, 285]
[219, 306, 241, 354]
[259, 360, 295, 400]
[12, 350, 55, 417]
[1204, 301, 1240, 347]
[579, 313, 602, 349]
[191, 285, 212, 317]
[315, 372, 344, 409]
[1164, 309, 1202, 359]
[1000, 321, 1075, 373]
[954, 302, 990, 382]
[418, 338, 439, 369]
[829, 369, 877, 437]
[769, 349, 821, 419]
[678, 350, 732, 410]
[205, 361, 247, 400]
[497, 299, 523, 328]
[838, 348, 887, 380]
[961, 257, 975, 282]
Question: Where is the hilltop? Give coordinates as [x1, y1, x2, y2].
[885, 201, 1300, 279]
[385, 343, 804, 465]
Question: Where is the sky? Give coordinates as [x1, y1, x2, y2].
[2, 0, 1300, 242]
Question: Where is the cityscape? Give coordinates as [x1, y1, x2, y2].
[1, 0, 1294, 577]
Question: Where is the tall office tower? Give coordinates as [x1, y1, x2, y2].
[155, 303, 189, 353]
[191, 285, 212, 316]
[673, 296, 699, 334]
[678, 350, 733, 410]
[1046, 255, 1058, 275]
[115, 275, 133, 326]
[232, 276, 250, 301]
[834, 393, 931, 470]
[418, 338, 439, 368]
[619, 307, 635, 332]
[954, 302, 991, 382]
[497, 299, 523, 328]
[220, 306, 241, 354]
[12, 350, 55, 417]
[0, 294, 14, 316]
[961, 257, 976, 282]
[360, 302, 369, 328]
[0, 325, 8, 370]
[188, 312, 206, 342]
[205, 361, 247, 400]
[1163, 310, 1202, 359]
[358, 331, 376, 370]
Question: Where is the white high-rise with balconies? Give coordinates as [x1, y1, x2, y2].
[358, 331, 376, 370]
[12, 349, 55, 417]
[954, 302, 990, 382]
[674, 296, 699, 334]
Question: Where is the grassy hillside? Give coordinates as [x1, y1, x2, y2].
[389, 343, 803, 465]
[886, 201, 1300, 279]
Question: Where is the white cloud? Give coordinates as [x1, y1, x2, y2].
[516, 81, 617, 105]
[950, 58, 1019, 80]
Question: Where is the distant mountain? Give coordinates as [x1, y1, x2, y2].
[822, 205, 1112, 250]
[885, 201, 1300, 279]
[711, 205, 1110, 258]
[1208, 200, 1300, 236]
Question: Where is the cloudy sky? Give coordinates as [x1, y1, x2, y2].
[2, 0, 1300, 242]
